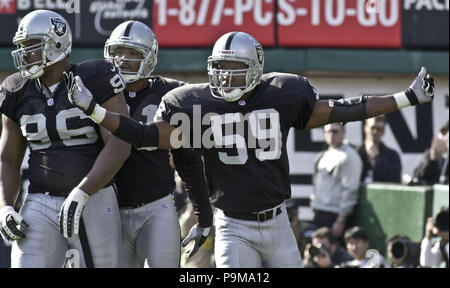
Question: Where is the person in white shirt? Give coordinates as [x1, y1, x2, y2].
[420, 207, 449, 268]
[311, 123, 363, 239]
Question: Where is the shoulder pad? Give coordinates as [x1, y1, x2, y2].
[151, 76, 185, 89]
[2, 72, 28, 93]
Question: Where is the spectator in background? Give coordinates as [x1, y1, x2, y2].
[311, 227, 353, 266]
[357, 116, 402, 183]
[311, 123, 363, 239]
[413, 121, 449, 185]
[341, 226, 385, 268]
[303, 243, 334, 268]
[420, 207, 449, 268]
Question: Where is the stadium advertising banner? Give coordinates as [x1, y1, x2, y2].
[402, 0, 449, 49]
[276, 0, 401, 47]
[0, 0, 153, 46]
[153, 0, 275, 46]
[0, 0, 448, 49]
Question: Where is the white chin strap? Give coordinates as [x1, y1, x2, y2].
[27, 64, 45, 79]
[221, 88, 245, 102]
[122, 73, 141, 84]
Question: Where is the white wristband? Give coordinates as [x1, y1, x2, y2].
[393, 92, 411, 109]
[89, 104, 107, 124]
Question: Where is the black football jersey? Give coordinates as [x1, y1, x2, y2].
[114, 76, 185, 207]
[157, 72, 318, 213]
[0, 59, 125, 196]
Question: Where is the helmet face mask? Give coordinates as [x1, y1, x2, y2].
[208, 60, 253, 101]
[105, 21, 158, 84]
[12, 39, 48, 79]
[207, 32, 264, 102]
[11, 10, 72, 79]
[108, 45, 146, 83]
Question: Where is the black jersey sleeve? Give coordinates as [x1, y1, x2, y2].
[155, 94, 182, 124]
[171, 148, 213, 227]
[74, 60, 126, 105]
[291, 76, 319, 129]
[0, 73, 27, 122]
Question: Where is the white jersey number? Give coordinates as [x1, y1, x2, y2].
[210, 108, 282, 165]
[20, 109, 98, 150]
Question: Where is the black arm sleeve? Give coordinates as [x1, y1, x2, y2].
[328, 95, 368, 125]
[171, 148, 213, 228]
[112, 115, 159, 148]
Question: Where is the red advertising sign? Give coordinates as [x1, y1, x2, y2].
[0, 0, 16, 14]
[153, 0, 275, 47]
[278, 0, 401, 48]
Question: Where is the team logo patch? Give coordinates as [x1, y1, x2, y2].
[50, 17, 66, 37]
[255, 44, 263, 65]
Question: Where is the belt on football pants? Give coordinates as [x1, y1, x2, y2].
[224, 206, 282, 222]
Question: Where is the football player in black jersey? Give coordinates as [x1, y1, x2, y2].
[103, 21, 212, 267]
[67, 32, 435, 267]
[0, 10, 130, 268]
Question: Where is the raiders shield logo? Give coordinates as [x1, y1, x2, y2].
[50, 17, 66, 37]
[255, 44, 263, 65]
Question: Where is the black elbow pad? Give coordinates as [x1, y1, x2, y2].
[328, 95, 368, 125]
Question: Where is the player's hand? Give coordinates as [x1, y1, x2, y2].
[0, 205, 29, 242]
[409, 67, 434, 103]
[181, 223, 210, 259]
[64, 71, 106, 123]
[58, 187, 90, 239]
[64, 71, 96, 114]
[394, 67, 434, 108]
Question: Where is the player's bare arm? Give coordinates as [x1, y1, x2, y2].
[60, 74, 130, 239]
[0, 115, 29, 241]
[305, 67, 434, 129]
[76, 91, 131, 195]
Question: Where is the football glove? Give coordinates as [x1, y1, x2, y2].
[0, 205, 28, 242]
[58, 187, 90, 239]
[394, 67, 435, 108]
[181, 223, 210, 259]
[64, 71, 106, 123]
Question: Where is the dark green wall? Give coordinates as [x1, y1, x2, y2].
[1, 48, 448, 74]
[354, 183, 449, 257]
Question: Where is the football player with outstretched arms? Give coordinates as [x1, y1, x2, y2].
[102, 21, 212, 267]
[66, 32, 434, 268]
[0, 10, 130, 268]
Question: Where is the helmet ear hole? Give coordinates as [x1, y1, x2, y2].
[56, 42, 61, 49]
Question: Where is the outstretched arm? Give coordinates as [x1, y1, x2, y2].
[305, 67, 434, 129]
[64, 72, 177, 150]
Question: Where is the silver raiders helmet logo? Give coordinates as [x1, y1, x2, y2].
[50, 17, 66, 37]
